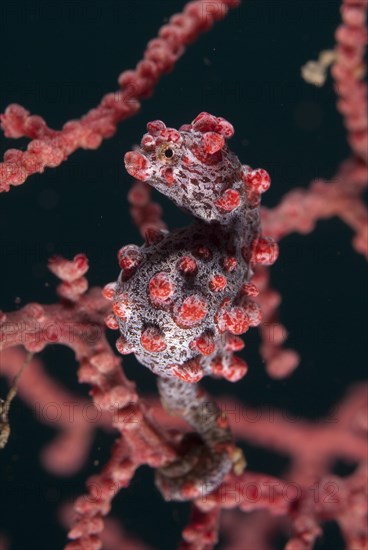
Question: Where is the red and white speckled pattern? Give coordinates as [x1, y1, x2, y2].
[103, 113, 278, 499]
[104, 113, 277, 385]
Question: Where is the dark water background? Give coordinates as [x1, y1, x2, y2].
[0, 1, 366, 549]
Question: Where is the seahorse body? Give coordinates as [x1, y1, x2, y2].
[103, 113, 278, 500]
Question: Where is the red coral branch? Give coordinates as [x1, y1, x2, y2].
[0, 0, 239, 192]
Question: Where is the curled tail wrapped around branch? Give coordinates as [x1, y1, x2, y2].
[156, 377, 245, 501]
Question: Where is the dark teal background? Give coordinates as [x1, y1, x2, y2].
[0, 1, 366, 549]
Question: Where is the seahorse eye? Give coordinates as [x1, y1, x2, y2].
[157, 142, 175, 163]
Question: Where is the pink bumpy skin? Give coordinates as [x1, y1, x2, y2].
[105, 113, 277, 384]
[105, 113, 277, 501]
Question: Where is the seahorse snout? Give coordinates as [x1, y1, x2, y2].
[124, 150, 152, 181]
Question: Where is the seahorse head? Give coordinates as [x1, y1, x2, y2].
[124, 112, 250, 224]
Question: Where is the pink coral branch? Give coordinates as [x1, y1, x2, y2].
[180, 504, 221, 549]
[0, 0, 239, 192]
[0, 254, 181, 547]
[262, 158, 368, 257]
[195, 467, 368, 550]
[0, 347, 107, 475]
[251, 267, 300, 379]
[128, 180, 168, 237]
[60, 500, 154, 550]
[333, 0, 368, 162]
